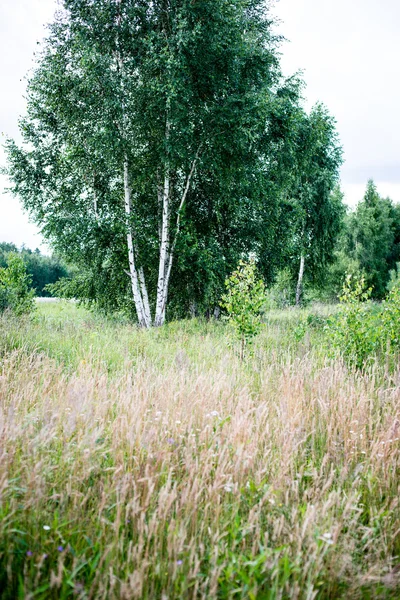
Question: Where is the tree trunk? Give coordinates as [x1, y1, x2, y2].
[295, 253, 305, 306]
[158, 151, 201, 325]
[154, 170, 170, 327]
[124, 159, 151, 328]
[139, 267, 152, 327]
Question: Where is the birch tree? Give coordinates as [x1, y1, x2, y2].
[5, 0, 291, 325]
[284, 105, 344, 305]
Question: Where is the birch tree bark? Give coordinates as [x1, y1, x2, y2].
[295, 253, 305, 306]
[139, 267, 152, 326]
[155, 151, 200, 326]
[124, 159, 151, 328]
[154, 167, 170, 327]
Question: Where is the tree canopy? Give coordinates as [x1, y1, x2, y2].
[341, 180, 400, 298]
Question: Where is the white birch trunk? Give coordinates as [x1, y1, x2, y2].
[139, 266, 152, 327]
[159, 153, 200, 323]
[295, 253, 305, 307]
[124, 160, 150, 328]
[154, 170, 170, 327]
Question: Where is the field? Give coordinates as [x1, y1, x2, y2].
[0, 302, 399, 599]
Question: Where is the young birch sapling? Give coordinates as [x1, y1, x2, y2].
[221, 259, 266, 359]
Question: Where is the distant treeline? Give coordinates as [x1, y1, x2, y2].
[0, 243, 70, 297]
[260, 179, 400, 307]
[325, 180, 400, 300]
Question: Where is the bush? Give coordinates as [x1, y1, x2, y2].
[0, 253, 36, 316]
[220, 259, 265, 359]
[382, 278, 400, 348]
[325, 274, 379, 369]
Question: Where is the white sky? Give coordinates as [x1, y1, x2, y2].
[0, 0, 399, 251]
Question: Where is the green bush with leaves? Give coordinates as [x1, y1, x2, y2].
[325, 274, 379, 369]
[382, 278, 400, 349]
[0, 253, 36, 316]
[220, 259, 266, 359]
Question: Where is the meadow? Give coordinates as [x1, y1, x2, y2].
[0, 302, 399, 599]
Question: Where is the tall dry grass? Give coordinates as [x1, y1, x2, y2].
[0, 306, 400, 598]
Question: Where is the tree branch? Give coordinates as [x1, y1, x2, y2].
[161, 145, 202, 312]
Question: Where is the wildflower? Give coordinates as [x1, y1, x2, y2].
[167, 438, 175, 445]
[175, 420, 181, 424]
[57, 546, 64, 552]
[177, 560, 183, 566]
[224, 483, 234, 492]
[26, 550, 33, 557]
[74, 582, 85, 592]
[320, 532, 334, 545]
[43, 525, 51, 531]
[206, 410, 220, 418]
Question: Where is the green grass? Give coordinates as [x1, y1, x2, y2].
[0, 301, 333, 373]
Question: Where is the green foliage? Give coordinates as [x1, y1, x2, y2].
[4, 0, 343, 322]
[381, 278, 400, 347]
[221, 260, 265, 358]
[0, 253, 36, 316]
[277, 107, 344, 302]
[325, 274, 378, 369]
[323, 247, 361, 302]
[5, 0, 300, 322]
[325, 272, 400, 369]
[265, 268, 295, 309]
[331, 181, 400, 299]
[0, 242, 70, 297]
[387, 262, 400, 293]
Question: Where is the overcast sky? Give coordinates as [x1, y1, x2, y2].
[1, 0, 399, 252]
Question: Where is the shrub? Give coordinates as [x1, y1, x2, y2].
[325, 274, 379, 369]
[0, 253, 36, 316]
[220, 259, 265, 359]
[382, 278, 400, 348]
